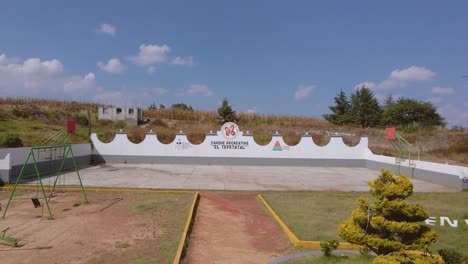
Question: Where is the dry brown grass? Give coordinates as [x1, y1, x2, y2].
[1, 97, 467, 166]
[0, 97, 104, 112]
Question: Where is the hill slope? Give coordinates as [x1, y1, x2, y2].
[0, 98, 466, 166]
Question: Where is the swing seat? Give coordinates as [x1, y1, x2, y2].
[31, 198, 41, 208]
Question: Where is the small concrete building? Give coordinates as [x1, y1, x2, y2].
[98, 107, 143, 126]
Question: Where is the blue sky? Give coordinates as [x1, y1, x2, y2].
[1, 1, 467, 126]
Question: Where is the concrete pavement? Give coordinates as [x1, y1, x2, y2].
[25, 163, 458, 192]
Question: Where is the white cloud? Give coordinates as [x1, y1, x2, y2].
[147, 66, 155, 75]
[171, 56, 194, 66]
[374, 93, 387, 104]
[97, 58, 125, 74]
[294, 85, 315, 101]
[151, 87, 168, 96]
[0, 53, 102, 99]
[128, 44, 171, 66]
[437, 104, 468, 127]
[246, 106, 257, 114]
[356, 66, 435, 91]
[4, 57, 64, 76]
[177, 84, 214, 97]
[389, 66, 435, 82]
[98, 23, 116, 36]
[431, 86, 455, 94]
[0, 54, 161, 106]
[63, 73, 96, 93]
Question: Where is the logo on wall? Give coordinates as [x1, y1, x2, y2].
[273, 141, 283, 151]
[221, 122, 239, 140]
[272, 140, 289, 151]
[175, 138, 192, 151]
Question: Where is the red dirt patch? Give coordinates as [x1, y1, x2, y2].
[0, 190, 192, 264]
[183, 192, 291, 264]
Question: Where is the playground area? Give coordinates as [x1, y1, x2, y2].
[0, 190, 194, 264]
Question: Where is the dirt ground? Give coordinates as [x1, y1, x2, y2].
[0, 190, 193, 264]
[183, 193, 291, 264]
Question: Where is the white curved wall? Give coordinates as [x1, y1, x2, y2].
[91, 131, 369, 160]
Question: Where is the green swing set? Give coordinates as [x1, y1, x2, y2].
[2, 120, 88, 220]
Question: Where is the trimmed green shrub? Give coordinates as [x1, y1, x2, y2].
[320, 239, 340, 257]
[339, 169, 437, 255]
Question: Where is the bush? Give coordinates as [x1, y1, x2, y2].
[97, 119, 114, 127]
[113, 121, 127, 129]
[46, 111, 60, 121]
[74, 114, 89, 126]
[320, 239, 339, 257]
[438, 248, 468, 264]
[0, 134, 23, 148]
[150, 119, 168, 127]
[12, 107, 31, 118]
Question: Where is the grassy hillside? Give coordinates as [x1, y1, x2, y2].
[0, 98, 466, 166]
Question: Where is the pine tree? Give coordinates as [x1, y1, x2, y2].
[349, 86, 382, 128]
[338, 169, 437, 256]
[323, 90, 351, 125]
[217, 98, 236, 123]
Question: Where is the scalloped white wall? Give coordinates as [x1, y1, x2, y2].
[91, 132, 369, 159]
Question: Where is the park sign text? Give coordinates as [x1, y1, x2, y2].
[425, 216, 468, 228]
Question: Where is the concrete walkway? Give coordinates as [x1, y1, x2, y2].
[26, 163, 457, 192]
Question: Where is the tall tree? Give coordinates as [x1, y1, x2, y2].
[382, 98, 445, 128]
[383, 95, 395, 110]
[338, 169, 437, 256]
[217, 98, 236, 123]
[349, 86, 382, 128]
[323, 90, 351, 125]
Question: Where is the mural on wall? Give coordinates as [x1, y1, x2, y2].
[211, 122, 250, 150]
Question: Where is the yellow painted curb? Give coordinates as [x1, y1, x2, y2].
[258, 194, 357, 250]
[257, 194, 300, 245]
[173, 192, 200, 264]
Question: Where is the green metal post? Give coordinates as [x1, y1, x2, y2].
[2, 150, 32, 219]
[0, 235, 18, 246]
[30, 152, 54, 219]
[48, 145, 69, 199]
[70, 147, 89, 203]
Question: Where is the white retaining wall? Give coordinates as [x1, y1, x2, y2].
[0, 153, 10, 183]
[0, 144, 92, 183]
